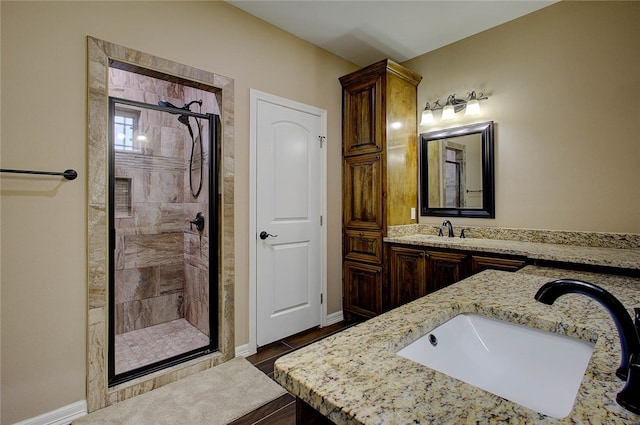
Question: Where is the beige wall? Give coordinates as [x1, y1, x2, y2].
[405, 1, 640, 233]
[2, 0, 639, 423]
[0, 2, 355, 423]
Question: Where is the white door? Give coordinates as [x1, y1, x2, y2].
[254, 94, 325, 347]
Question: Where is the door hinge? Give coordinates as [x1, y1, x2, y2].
[319, 136, 325, 147]
[321, 293, 323, 304]
[320, 215, 323, 226]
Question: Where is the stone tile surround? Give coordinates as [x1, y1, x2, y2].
[388, 224, 640, 249]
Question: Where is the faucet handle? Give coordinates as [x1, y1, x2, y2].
[438, 226, 444, 237]
[616, 352, 640, 415]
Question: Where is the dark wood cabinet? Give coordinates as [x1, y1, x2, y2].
[387, 244, 527, 309]
[342, 73, 382, 157]
[296, 397, 334, 425]
[343, 229, 383, 264]
[343, 153, 383, 230]
[389, 245, 427, 309]
[471, 255, 525, 274]
[340, 59, 422, 320]
[343, 261, 383, 319]
[389, 246, 469, 309]
[428, 251, 468, 291]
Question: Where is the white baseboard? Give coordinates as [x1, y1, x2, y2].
[14, 400, 87, 425]
[235, 343, 251, 357]
[326, 310, 344, 326]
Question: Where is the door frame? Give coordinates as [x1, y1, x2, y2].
[248, 89, 328, 355]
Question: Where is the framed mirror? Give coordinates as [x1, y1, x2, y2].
[419, 121, 494, 218]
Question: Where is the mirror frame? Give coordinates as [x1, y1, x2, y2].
[419, 121, 495, 218]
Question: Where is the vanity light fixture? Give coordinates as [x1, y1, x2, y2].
[464, 91, 484, 116]
[420, 91, 488, 125]
[420, 100, 441, 126]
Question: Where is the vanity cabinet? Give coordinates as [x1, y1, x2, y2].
[428, 250, 469, 290]
[340, 59, 422, 320]
[389, 246, 428, 308]
[387, 244, 526, 310]
[389, 246, 468, 309]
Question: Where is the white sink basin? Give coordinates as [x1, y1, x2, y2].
[396, 313, 595, 418]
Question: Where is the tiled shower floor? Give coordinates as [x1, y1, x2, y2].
[115, 318, 210, 374]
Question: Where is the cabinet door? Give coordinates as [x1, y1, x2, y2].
[343, 261, 382, 318]
[389, 246, 427, 309]
[342, 74, 383, 156]
[471, 256, 526, 274]
[343, 153, 383, 230]
[427, 251, 468, 291]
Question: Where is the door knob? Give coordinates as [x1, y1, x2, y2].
[259, 231, 278, 240]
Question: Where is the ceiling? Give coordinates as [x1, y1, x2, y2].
[226, 1, 557, 67]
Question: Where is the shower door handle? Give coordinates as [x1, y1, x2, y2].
[259, 231, 278, 240]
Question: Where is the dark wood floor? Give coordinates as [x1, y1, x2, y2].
[229, 321, 356, 425]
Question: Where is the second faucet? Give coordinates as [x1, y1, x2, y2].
[441, 220, 455, 237]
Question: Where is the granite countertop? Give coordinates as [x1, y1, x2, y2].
[274, 268, 640, 424]
[383, 234, 640, 270]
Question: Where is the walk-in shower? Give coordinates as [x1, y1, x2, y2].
[107, 68, 220, 385]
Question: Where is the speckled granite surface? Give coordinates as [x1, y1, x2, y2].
[387, 225, 640, 249]
[275, 269, 640, 424]
[383, 234, 640, 271]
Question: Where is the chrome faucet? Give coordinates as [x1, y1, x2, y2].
[440, 220, 455, 237]
[535, 279, 640, 415]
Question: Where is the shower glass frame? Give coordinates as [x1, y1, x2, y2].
[107, 96, 220, 386]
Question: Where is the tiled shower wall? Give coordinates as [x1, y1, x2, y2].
[182, 85, 216, 336]
[109, 68, 219, 336]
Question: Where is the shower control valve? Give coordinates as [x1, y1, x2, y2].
[189, 212, 205, 232]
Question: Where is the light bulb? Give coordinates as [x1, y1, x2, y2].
[441, 104, 455, 120]
[420, 109, 434, 125]
[465, 99, 480, 116]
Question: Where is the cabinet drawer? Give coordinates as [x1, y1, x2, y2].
[344, 230, 383, 264]
[471, 255, 526, 274]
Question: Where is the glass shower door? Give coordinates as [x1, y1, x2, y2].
[107, 97, 219, 385]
